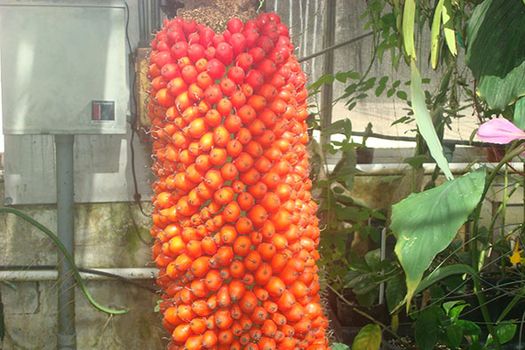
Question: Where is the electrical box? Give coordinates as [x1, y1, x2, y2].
[0, 0, 128, 135]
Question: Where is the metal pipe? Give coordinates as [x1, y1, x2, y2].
[55, 134, 76, 350]
[0, 268, 158, 282]
[138, 0, 147, 45]
[326, 162, 525, 176]
[298, 32, 374, 63]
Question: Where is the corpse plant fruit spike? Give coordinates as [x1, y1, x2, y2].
[148, 12, 330, 350]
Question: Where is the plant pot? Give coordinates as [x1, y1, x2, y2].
[485, 145, 507, 162]
[357, 147, 374, 164]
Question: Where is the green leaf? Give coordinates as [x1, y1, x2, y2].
[325, 119, 351, 136]
[456, 320, 481, 336]
[402, 0, 416, 59]
[410, 61, 453, 180]
[386, 274, 407, 312]
[391, 170, 486, 306]
[308, 74, 335, 91]
[364, 249, 381, 270]
[431, 0, 445, 69]
[333, 343, 350, 350]
[466, 0, 525, 110]
[442, 300, 464, 315]
[444, 301, 469, 320]
[336, 70, 361, 83]
[415, 307, 441, 350]
[496, 322, 517, 344]
[445, 324, 463, 348]
[396, 90, 408, 100]
[352, 324, 382, 350]
[514, 97, 525, 129]
[415, 264, 477, 296]
[442, 0, 457, 56]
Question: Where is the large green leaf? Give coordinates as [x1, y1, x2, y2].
[352, 324, 382, 350]
[402, 0, 416, 59]
[391, 170, 486, 306]
[410, 61, 453, 180]
[466, 0, 525, 111]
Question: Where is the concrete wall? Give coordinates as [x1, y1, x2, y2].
[0, 175, 166, 349]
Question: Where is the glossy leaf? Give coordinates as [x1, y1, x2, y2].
[333, 343, 350, 350]
[402, 0, 416, 59]
[391, 170, 486, 306]
[466, 0, 525, 110]
[352, 324, 382, 350]
[431, 0, 445, 69]
[496, 323, 517, 344]
[410, 61, 453, 180]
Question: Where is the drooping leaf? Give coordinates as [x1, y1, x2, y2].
[431, 0, 445, 69]
[466, 0, 525, 110]
[514, 97, 525, 129]
[333, 343, 350, 350]
[495, 323, 517, 344]
[402, 0, 416, 59]
[352, 324, 382, 350]
[410, 61, 453, 180]
[391, 170, 486, 306]
[442, 0, 457, 56]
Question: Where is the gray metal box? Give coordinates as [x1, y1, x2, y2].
[0, 0, 128, 135]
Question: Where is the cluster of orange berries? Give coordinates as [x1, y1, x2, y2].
[148, 12, 330, 350]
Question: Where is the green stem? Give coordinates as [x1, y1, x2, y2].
[0, 207, 127, 315]
[496, 287, 525, 323]
[468, 145, 525, 348]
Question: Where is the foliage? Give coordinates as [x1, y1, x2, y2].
[351, 324, 382, 350]
[391, 170, 486, 306]
[413, 300, 518, 350]
[466, 0, 525, 112]
[309, 1, 525, 348]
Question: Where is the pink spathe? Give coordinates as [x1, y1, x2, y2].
[477, 118, 525, 144]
